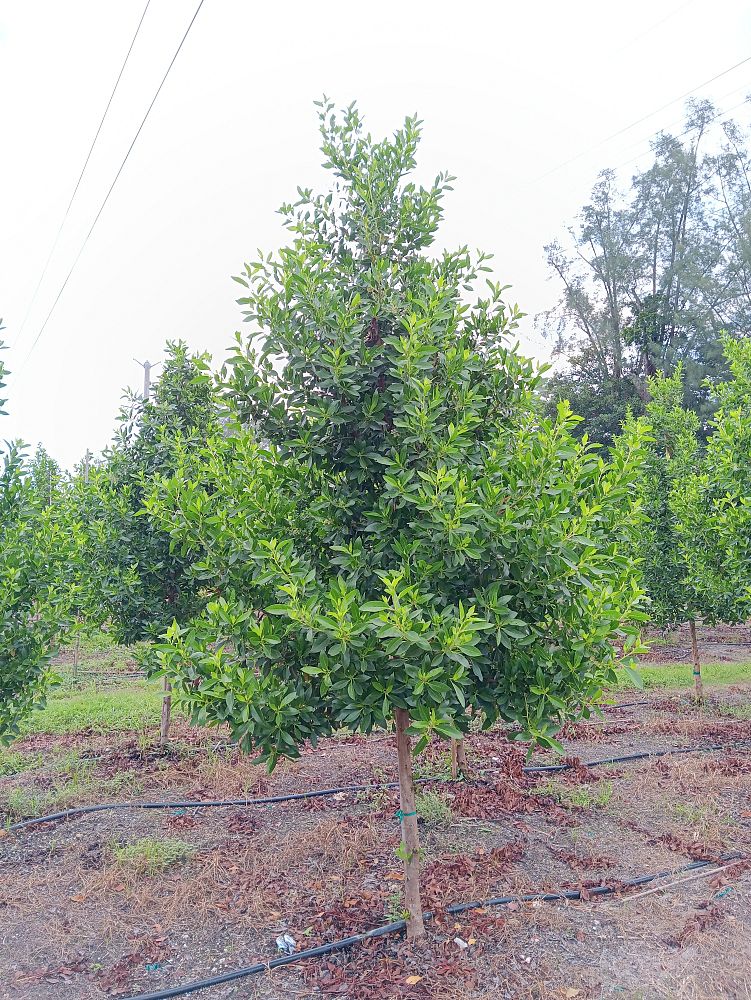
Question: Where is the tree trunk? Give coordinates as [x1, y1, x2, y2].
[160, 678, 172, 745]
[394, 707, 425, 940]
[72, 635, 81, 681]
[451, 738, 468, 778]
[689, 620, 703, 702]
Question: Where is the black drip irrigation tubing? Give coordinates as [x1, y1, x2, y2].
[124, 852, 744, 1000]
[524, 741, 751, 773]
[603, 699, 653, 710]
[8, 739, 751, 832]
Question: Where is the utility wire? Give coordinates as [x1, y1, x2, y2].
[10, 1, 152, 351]
[529, 53, 751, 185]
[18, 0, 206, 372]
[609, 93, 751, 178]
[612, 0, 696, 55]
[611, 77, 751, 163]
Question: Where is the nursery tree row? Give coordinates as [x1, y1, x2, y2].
[626, 342, 751, 698]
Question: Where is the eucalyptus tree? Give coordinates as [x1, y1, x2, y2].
[148, 103, 648, 937]
[542, 99, 751, 445]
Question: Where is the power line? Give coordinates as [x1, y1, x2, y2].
[19, 0, 206, 373]
[11, 1, 152, 351]
[609, 93, 751, 178]
[613, 0, 696, 55]
[529, 53, 751, 185]
[610, 78, 751, 164]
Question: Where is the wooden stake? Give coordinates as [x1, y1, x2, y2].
[394, 707, 425, 940]
[160, 678, 172, 744]
[456, 737, 468, 776]
[621, 862, 733, 903]
[689, 619, 703, 702]
[451, 738, 469, 778]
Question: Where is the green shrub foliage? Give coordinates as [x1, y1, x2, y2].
[149, 103, 648, 767]
[671, 338, 751, 623]
[81, 341, 218, 644]
[0, 335, 76, 739]
[624, 366, 703, 627]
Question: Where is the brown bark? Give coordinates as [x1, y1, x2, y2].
[394, 707, 425, 939]
[160, 678, 172, 744]
[689, 620, 703, 702]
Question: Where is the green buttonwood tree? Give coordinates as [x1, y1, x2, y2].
[623, 366, 711, 697]
[0, 331, 77, 740]
[670, 338, 751, 683]
[80, 340, 218, 740]
[148, 103, 649, 937]
[26, 444, 67, 507]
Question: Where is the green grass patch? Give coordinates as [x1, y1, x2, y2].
[672, 801, 714, 826]
[5, 786, 53, 819]
[414, 749, 453, 781]
[113, 837, 194, 874]
[541, 779, 613, 809]
[614, 661, 751, 690]
[3, 769, 143, 819]
[0, 749, 42, 776]
[54, 639, 145, 689]
[715, 702, 751, 720]
[415, 789, 454, 826]
[20, 681, 165, 735]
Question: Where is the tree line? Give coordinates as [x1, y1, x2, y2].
[542, 99, 751, 446]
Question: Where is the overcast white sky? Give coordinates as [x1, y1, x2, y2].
[1, 0, 750, 468]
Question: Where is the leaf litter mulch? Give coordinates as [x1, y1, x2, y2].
[2, 689, 751, 999]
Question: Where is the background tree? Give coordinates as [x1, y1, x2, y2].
[623, 367, 709, 697]
[26, 444, 67, 507]
[80, 340, 218, 741]
[541, 99, 751, 445]
[671, 338, 751, 670]
[0, 328, 76, 740]
[541, 350, 645, 450]
[712, 121, 751, 331]
[147, 103, 648, 937]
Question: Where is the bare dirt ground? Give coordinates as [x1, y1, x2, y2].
[2, 633, 751, 1000]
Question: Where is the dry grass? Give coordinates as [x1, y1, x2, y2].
[4, 691, 751, 1000]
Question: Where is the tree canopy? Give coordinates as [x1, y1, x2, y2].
[624, 365, 701, 629]
[147, 101, 648, 934]
[148, 102, 648, 761]
[0, 332, 76, 740]
[79, 341, 218, 645]
[671, 337, 751, 627]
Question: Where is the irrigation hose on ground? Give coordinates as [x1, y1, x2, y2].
[124, 852, 744, 1000]
[7, 740, 751, 831]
